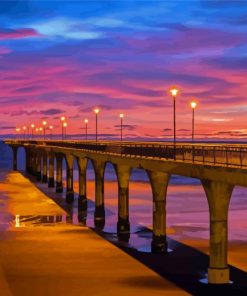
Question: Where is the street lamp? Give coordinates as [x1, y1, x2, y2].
[42, 121, 47, 140]
[49, 125, 53, 140]
[169, 87, 179, 159]
[94, 108, 100, 142]
[63, 122, 67, 140]
[39, 127, 43, 137]
[119, 113, 124, 141]
[31, 124, 35, 139]
[60, 116, 66, 140]
[35, 128, 39, 139]
[84, 119, 88, 140]
[190, 101, 197, 143]
[15, 128, 20, 140]
[23, 126, 27, 140]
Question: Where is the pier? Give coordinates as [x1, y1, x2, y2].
[5, 139, 247, 286]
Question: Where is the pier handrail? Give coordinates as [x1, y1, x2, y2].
[7, 140, 247, 169]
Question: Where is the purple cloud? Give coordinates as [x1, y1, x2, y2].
[0, 28, 41, 40]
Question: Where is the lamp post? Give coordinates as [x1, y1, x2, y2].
[39, 127, 43, 138]
[35, 128, 39, 139]
[49, 125, 53, 140]
[119, 113, 124, 141]
[84, 119, 88, 140]
[23, 126, 27, 140]
[190, 101, 197, 143]
[42, 121, 47, 140]
[169, 87, 179, 159]
[60, 116, 65, 140]
[15, 128, 20, 140]
[63, 122, 67, 140]
[31, 124, 35, 139]
[94, 108, 100, 142]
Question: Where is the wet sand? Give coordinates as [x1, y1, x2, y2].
[0, 171, 188, 296]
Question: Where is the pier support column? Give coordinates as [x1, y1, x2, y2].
[11, 146, 18, 171]
[28, 151, 34, 175]
[36, 153, 42, 181]
[93, 160, 105, 229]
[25, 148, 30, 173]
[148, 170, 170, 253]
[48, 153, 55, 188]
[42, 153, 47, 183]
[65, 155, 74, 203]
[56, 155, 63, 193]
[31, 152, 36, 176]
[116, 165, 131, 241]
[202, 180, 234, 285]
[77, 158, 88, 211]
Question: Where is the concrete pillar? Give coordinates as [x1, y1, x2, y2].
[42, 153, 48, 183]
[201, 180, 234, 285]
[28, 151, 34, 175]
[77, 158, 88, 211]
[31, 152, 37, 176]
[56, 155, 63, 193]
[48, 153, 55, 188]
[36, 153, 42, 181]
[65, 155, 74, 203]
[11, 146, 18, 171]
[25, 148, 30, 173]
[148, 170, 170, 253]
[92, 160, 105, 229]
[116, 165, 131, 241]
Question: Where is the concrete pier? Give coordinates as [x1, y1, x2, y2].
[6, 139, 247, 286]
[148, 171, 170, 253]
[93, 160, 105, 229]
[77, 158, 87, 210]
[116, 165, 131, 241]
[202, 180, 234, 284]
[36, 154, 42, 181]
[55, 155, 63, 193]
[65, 155, 74, 203]
[42, 153, 47, 183]
[48, 153, 55, 188]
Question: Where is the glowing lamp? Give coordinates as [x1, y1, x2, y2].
[190, 101, 197, 109]
[170, 87, 179, 97]
[94, 108, 100, 114]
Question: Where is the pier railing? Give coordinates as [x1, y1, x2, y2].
[10, 140, 247, 168]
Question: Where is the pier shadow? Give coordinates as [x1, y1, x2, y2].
[93, 228, 247, 295]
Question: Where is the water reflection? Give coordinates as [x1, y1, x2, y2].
[12, 208, 89, 228]
[15, 214, 20, 227]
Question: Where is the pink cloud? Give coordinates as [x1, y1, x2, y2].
[0, 46, 11, 54]
[121, 27, 247, 54]
[0, 28, 40, 40]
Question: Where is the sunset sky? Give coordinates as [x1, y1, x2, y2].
[1, 1, 247, 139]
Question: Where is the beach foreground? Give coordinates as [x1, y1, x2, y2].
[0, 171, 188, 295]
